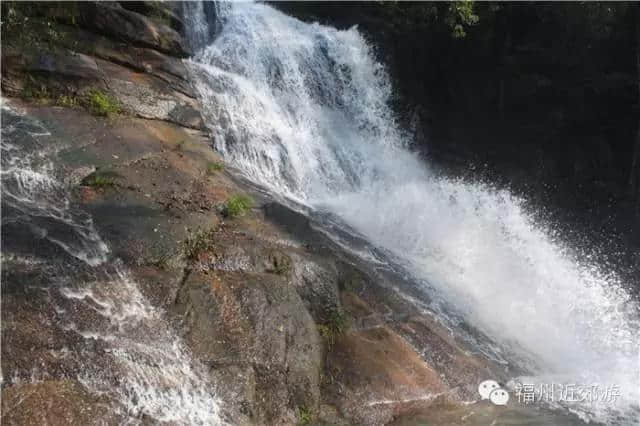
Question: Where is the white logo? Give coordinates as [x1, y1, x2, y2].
[478, 379, 510, 406]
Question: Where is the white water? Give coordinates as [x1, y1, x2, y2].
[1, 101, 224, 425]
[188, 2, 640, 423]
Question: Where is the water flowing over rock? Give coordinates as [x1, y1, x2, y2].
[2, 1, 639, 425]
[1, 102, 225, 425]
[187, 2, 640, 423]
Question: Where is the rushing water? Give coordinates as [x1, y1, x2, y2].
[188, 2, 640, 423]
[1, 101, 224, 425]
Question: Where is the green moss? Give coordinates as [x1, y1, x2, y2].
[86, 89, 121, 117]
[182, 227, 217, 262]
[318, 310, 348, 347]
[206, 162, 225, 174]
[223, 195, 253, 218]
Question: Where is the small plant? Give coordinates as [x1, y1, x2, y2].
[56, 94, 79, 108]
[268, 252, 292, 275]
[86, 89, 121, 117]
[206, 162, 224, 174]
[21, 78, 49, 101]
[223, 195, 253, 218]
[318, 309, 348, 347]
[298, 407, 312, 426]
[174, 140, 186, 151]
[182, 227, 217, 262]
[81, 171, 118, 188]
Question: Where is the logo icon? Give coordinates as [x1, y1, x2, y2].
[478, 379, 510, 406]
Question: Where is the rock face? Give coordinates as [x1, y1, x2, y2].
[0, 94, 513, 424]
[2, 381, 122, 426]
[175, 270, 322, 424]
[1, 1, 204, 130]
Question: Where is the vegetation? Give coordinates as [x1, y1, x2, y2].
[86, 90, 121, 117]
[81, 170, 119, 188]
[269, 252, 292, 276]
[446, 1, 479, 39]
[182, 227, 217, 262]
[174, 140, 186, 151]
[223, 195, 253, 218]
[144, 251, 174, 270]
[298, 407, 312, 426]
[206, 162, 225, 174]
[318, 309, 348, 347]
[56, 94, 79, 108]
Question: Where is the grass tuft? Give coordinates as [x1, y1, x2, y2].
[82, 171, 118, 188]
[298, 407, 313, 426]
[318, 309, 348, 347]
[86, 89, 121, 117]
[206, 161, 225, 174]
[182, 227, 217, 262]
[56, 94, 79, 108]
[223, 195, 253, 218]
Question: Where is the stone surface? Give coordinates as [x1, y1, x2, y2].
[175, 270, 323, 424]
[76, 2, 191, 57]
[1, 380, 121, 426]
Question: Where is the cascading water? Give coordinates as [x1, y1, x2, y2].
[1, 101, 224, 425]
[188, 2, 640, 423]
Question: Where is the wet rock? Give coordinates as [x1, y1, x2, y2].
[98, 59, 205, 129]
[290, 253, 342, 322]
[323, 324, 451, 425]
[168, 103, 207, 130]
[174, 271, 323, 424]
[1, 380, 121, 425]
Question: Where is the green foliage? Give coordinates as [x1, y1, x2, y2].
[298, 407, 313, 426]
[21, 78, 51, 101]
[446, 1, 479, 39]
[86, 90, 121, 117]
[379, 1, 478, 38]
[56, 94, 79, 108]
[223, 195, 253, 218]
[206, 162, 225, 174]
[182, 227, 217, 262]
[174, 140, 186, 151]
[318, 309, 348, 347]
[82, 171, 117, 188]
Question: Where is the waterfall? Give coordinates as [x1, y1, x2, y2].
[181, 0, 230, 54]
[1, 101, 224, 425]
[187, 2, 640, 423]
